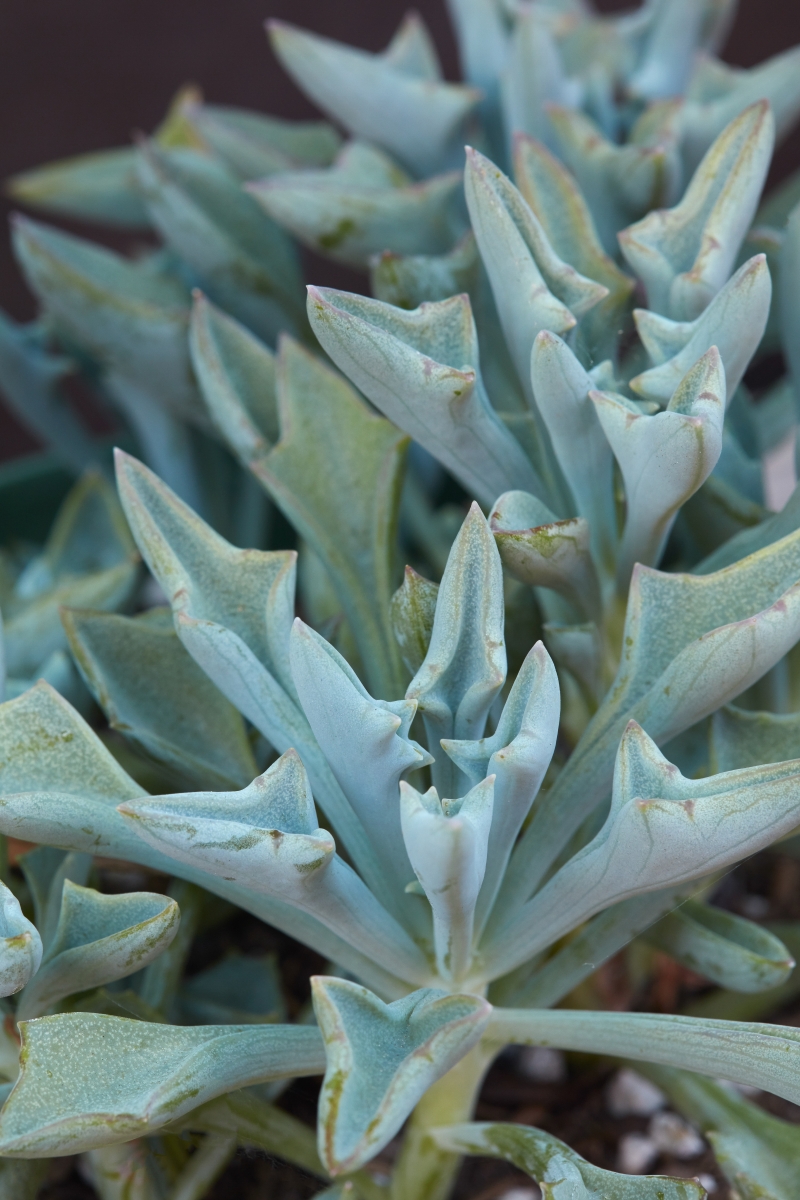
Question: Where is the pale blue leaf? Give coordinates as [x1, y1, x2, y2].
[620, 101, 774, 319]
[187, 103, 342, 179]
[501, 6, 581, 155]
[8, 147, 149, 228]
[313, 977, 491, 1174]
[0, 881, 41, 998]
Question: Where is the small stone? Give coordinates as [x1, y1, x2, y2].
[517, 1046, 567, 1082]
[649, 1111, 705, 1159]
[607, 1068, 666, 1117]
[618, 1132, 659, 1174]
[696, 1175, 718, 1194]
[497, 1189, 540, 1200]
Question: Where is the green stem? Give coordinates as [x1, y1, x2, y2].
[390, 1042, 496, 1200]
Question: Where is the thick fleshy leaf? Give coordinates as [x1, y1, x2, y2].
[8, 147, 149, 228]
[0, 1013, 325, 1156]
[0, 881, 41, 998]
[629, 0, 706, 101]
[16, 882, 179, 1019]
[528, 331, 617, 576]
[499, 525, 800, 916]
[548, 101, 682, 257]
[119, 751, 429, 985]
[490, 490, 601, 620]
[267, 20, 479, 177]
[593, 346, 725, 587]
[179, 952, 285, 1025]
[646, 1064, 800, 1200]
[435, 1122, 703, 1198]
[249, 148, 463, 270]
[645, 899, 795, 993]
[501, 6, 580, 155]
[487, 722, 800, 979]
[711, 703, 800, 773]
[63, 608, 257, 790]
[136, 141, 305, 342]
[0, 314, 101, 475]
[631, 253, 772, 405]
[442, 641, 560, 935]
[779, 200, 800, 417]
[400, 778, 494, 980]
[446, 0, 508, 94]
[3, 472, 139, 678]
[695, 481, 800, 574]
[290, 619, 431, 922]
[514, 134, 635, 364]
[390, 567, 438, 677]
[307, 286, 545, 509]
[0, 682, 401, 997]
[185, 103, 342, 179]
[114, 449, 380, 884]
[312, 977, 491, 1174]
[407, 504, 506, 794]
[619, 102, 774, 319]
[487, 1006, 800, 1108]
[463, 147, 606, 425]
[682, 45, 800, 173]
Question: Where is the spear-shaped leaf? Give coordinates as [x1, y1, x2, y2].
[0, 881, 41, 998]
[501, 6, 580, 155]
[0, 1013, 325, 1156]
[119, 751, 429, 985]
[407, 504, 506, 795]
[619, 101, 774, 319]
[593, 346, 725, 588]
[16, 882, 180, 1019]
[307, 287, 545, 508]
[185, 103, 341, 179]
[312, 977, 491, 1175]
[63, 608, 257, 790]
[8, 146, 149, 228]
[267, 20, 479, 177]
[434, 1122, 703, 1199]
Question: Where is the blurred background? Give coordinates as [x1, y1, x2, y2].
[0, 0, 799, 460]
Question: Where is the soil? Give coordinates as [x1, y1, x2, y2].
[25, 850, 800, 1199]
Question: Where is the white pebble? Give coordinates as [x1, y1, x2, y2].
[497, 1189, 540, 1200]
[618, 1132, 659, 1174]
[607, 1069, 666, 1117]
[649, 1111, 705, 1159]
[696, 1175, 718, 1194]
[517, 1046, 567, 1082]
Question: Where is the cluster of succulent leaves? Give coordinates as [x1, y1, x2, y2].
[6, 0, 800, 1197]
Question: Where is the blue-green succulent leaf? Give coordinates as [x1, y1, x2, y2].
[16, 882, 180, 1019]
[290, 618, 431, 922]
[779, 200, 800, 417]
[312, 977, 491, 1174]
[594, 346, 725, 587]
[249, 148, 463, 270]
[8, 147, 149, 228]
[530, 328, 617, 573]
[619, 101, 774, 319]
[711, 703, 800, 773]
[62, 608, 257, 790]
[19, 848, 91, 951]
[629, 0, 706, 101]
[500, 528, 800, 915]
[434, 1121, 703, 1198]
[695, 482, 800, 574]
[179, 952, 285, 1026]
[682, 45, 800, 174]
[0, 682, 402, 996]
[3, 472, 139, 678]
[119, 751, 430, 985]
[0, 314, 101, 476]
[135, 141, 306, 342]
[390, 567, 439, 677]
[488, 721, 800, 979]
[186, 103, 342, 178]
[407, 504, 506, 795]
[514, 134, 635, 364]
[487, 1006, 800, 1109]
[307, 287, 545, 508]
[443, 640, 560, 937]
[644, 1064, 800, 1200]
[0, 881, 41, 998]
[632, 254, 771, 405]
[490, 491, 601, 621]
[267, 20, 480, 177]
[382, 12, 443, 80]
[446, 0, 508, 93]
[501, 7, 580, 155]
[645, 898, 795, 993]
[0, 1013, 325, 1156]
[548, 101, 683, 257]
[400, 777, 493, 980]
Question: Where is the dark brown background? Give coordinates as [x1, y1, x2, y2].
[0, 0, 799, 459]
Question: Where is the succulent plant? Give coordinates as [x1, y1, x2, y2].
[3, 1, 800, 1198]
